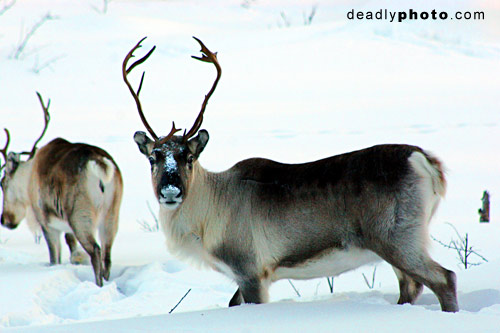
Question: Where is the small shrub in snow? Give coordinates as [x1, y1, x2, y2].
[303, 5, 317, 26]
[10, 12, 58, 60]
[169, 288, 191, 314]
[136, 201, 160, 232]
[362, 266, 377, 289]
[432, 223, 488, 269]
[287, 279, 301, 297]
[0, 0, 16, 17]
[326, 277, 334, 293]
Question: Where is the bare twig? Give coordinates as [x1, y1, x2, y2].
[91, 0, 110, 15]
[241, 0, 255, 9]
[431, 223, 488, 269]
[303, 5, 318, 25]
[288, 279, 301, 297]
[32, 54, 65, 74]
[279, 11, 291, 28]
[146, 201, 159, 227]
[136, 201, 160, 232]
[11, 12, 58, 60]
[362, 266, 377, 289]
[314, 280, 322, 296]
[0, 0, 16, 16]
[0, 236, 9, 244]
[326, 277, 334, 293]
[169, 288, 191, 314]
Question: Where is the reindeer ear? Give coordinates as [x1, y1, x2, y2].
[133, 131, 155, 156]
[187, 130, 209, 157]
[6, 152, 20, 173]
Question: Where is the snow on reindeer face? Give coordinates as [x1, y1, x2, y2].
[125, 37, 216, 212]
[134, 130, 209, 210]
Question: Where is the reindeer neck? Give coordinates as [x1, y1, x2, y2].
[13, 159, 35, 206]
[161, 162, 229, 243]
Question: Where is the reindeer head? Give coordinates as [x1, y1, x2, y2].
[123, 37, 220, 210]
[1, 93, 50, 228]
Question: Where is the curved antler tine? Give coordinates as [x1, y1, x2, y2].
[0, 128, 11, 171]
[127, 44, 156, 75]
[183, 37, 222, 142]
[122, 37, 159, 141]
[191, 37, 219, 64]
[159, 122, 182, 144]
[23, 92, 51, 159]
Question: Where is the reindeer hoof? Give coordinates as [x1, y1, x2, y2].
[70, 251, 90, 265]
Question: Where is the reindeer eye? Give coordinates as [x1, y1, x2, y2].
[187, 155, 194, 165]
[148, 155, 156, 165]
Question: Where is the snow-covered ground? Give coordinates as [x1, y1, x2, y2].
[1, 0, 499, 331]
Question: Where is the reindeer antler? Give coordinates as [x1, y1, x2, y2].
[124, 37, 220, 145]
[123, 37, 182, 143]
[0, 128, 10, 172]
[20, 92, 50, 159]
[123, 37, 158, 140]
[182, 37, 222, 142]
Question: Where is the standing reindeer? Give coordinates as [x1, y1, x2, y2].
[0, 93, 123, 286]
[123, 37, 458, 312]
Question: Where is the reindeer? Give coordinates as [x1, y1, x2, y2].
[123, 37, 458, 312]
[0, 93, 123, 286]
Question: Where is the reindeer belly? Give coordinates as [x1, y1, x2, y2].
[273, 248, 381, 281]
[48, 217, 72, 233]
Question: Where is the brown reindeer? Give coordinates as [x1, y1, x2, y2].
[1, 93, 123, 286]
[123, 38, 458, 312]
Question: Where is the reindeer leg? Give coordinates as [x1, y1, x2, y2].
[74, 233, 103, 287]
[374, 240, 458, 312]
[393, 266, 423, 305]
[32, 206, 61, 265]
[213, 243, 268, 306]
[236, 276, 270, 305]
[69, 213, 103, 287]
[397, 259, 457, 312]
[64, 233, 77, 253]
[41, 226, 61, 265]
[65, 233, 88, 265]
[99, 199, 120, 281]
[229, 288, 243, 307]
